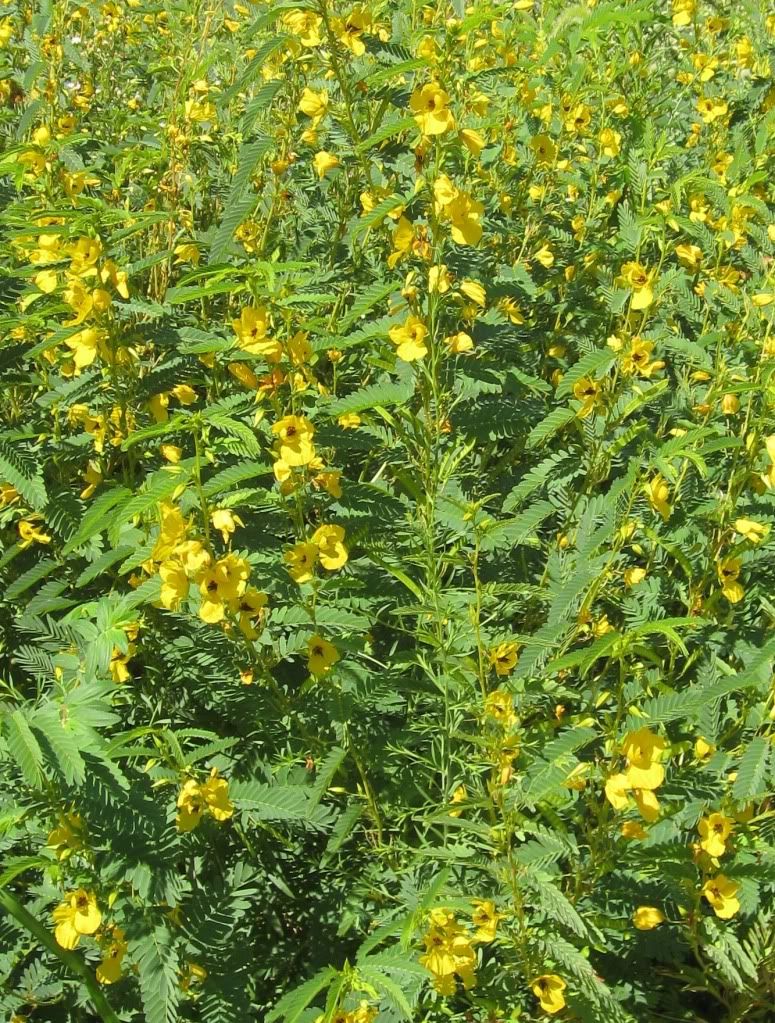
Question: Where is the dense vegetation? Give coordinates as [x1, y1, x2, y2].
[1, 1, 774, 1021]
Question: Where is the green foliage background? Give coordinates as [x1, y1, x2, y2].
[0, 1, 774, 1021]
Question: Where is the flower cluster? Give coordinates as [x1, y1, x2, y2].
[605, 727, 668, 823]
[419, 904, 502, 995]
[176, 769, 235, 832]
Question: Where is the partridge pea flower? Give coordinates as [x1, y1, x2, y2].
[531, 974, 567, 1014]
[52, 889, 102, 949]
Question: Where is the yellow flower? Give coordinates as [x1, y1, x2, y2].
[285, 541, 319, 583]
[272, 415, 316, 466]
[498, 297, 524, 324]
[484, 688, 517, 730]
[211, 508, 243, 544]
[534, 244, 554, 268]
[52, 889, 102, 949]
[419, 911, 477, 994]
[331, 6, 371, 55]
[531, 974, 566, 1015]
[109, 645, 134, 684]
[232, 305, 281, 361]
[632, 787, 660, 822]
[645, 474, 671, 521]
[489, 642, 518, 676]
[389, 315, 428, 362]
[197, 554, 250, 623]
[409, 81, 455, 135]
[752, 293, 774, 308]
[471, 900, 502, 942]
[605, 772, 631, 810]
[621, 821, 647, 840]
[18, 518, 52, 547]
[388, 216, 414, 268]
[236, 588, 268, 639]
[47, 814, 85, 860]
[435, 181, 484, 246]
[572, 376, 602, 418]
[67, 236, 102, 277]
[460, 128, 485, 156]
[428, 263, 452, 293]
[185, 97, 216, 122]
[528, 134, 556, 168]
[0, 17, 14, 46]
[313, 150, 339, 179]
[633, 906, 665, 930]
[64, 326, 105, 370]
[313, 469, 342, 499]
[620, 337, 665, 378]
[445, 331, 473, 354]
[173, 242, 200, 265]
[307, 634, 339, 676]
[338, 412, 361, 429]
[672, 0, 695, 27]
[80, 460, 103, 499]
[459, 279, 486, 307]
[734, 518, 767, 544]
[281, 9, 322, 46]
[721, 393, 739, 415]
[761, 435, 775, 490]
[599, 127, 621, 157]
[619, 261, 654, 310]
[622, 728, 667, 788]
[675, 243, 702, 272]
[0, 483, 19, 507]
[702, 874, 740, 919]
[35, 268, 58, 293]
[698, 812, 733, 858]
[312, 523, 348, 570]
[449, 784, 466, 817]
[717, 557, 744, 603]
[200, 768, 234, 822]
[97, 927, 127, 984]
[695, 737, 716, 760]
[177, 769, 233, 831]
[100, 260, 129, 299]
[697, 96, 728, 123]
[159, 560, 190, 610]
[298, 87, 328, 121]
[623, 565, 647, 591]
[151, 503, 189, 561]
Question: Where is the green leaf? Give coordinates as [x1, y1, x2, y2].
[321, 802, 363, 865]
[356, 117, 416, 153]
[62, 487, 132, 554]
[0, 438, 46, 510]
[4, 709, 44, 787]
[132, 924, 180, 1023]
[309, 747, 346, 807]
[732, 737, 769, 802]
[526, 407, 576, 449]
[325, 375, 415, 418]
[338, 280, 399, 332]
[266, 967, 337, 1023]
[5, 557, 59, 601]
[555, 348, 616, 398]
[350, 194, 408, 241]
[230, 781, 312, 821]
[33, 703, 87, 785]
[107, 465, 191, 547]
[480, 500, 555, 552]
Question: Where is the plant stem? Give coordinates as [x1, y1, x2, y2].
[0, 889, 121, 1023]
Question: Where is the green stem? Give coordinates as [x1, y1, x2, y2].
[0, 889, 121, 1023]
